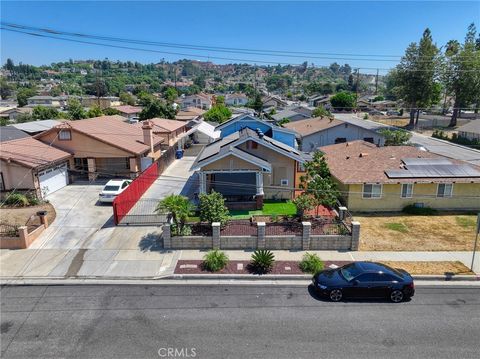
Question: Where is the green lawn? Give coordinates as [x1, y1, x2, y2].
[229, 200, 297, 219]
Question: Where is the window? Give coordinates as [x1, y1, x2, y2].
[363, 137, 374, 144]
[401, 183, 413, 198]
[0, 172, 4, 191]
[335, 137, 347, 144]
[356, 273, 382, 282]
[363, 184, 382, 199]
[58, 130, 71, 140]
[280, 179, 289, 186]
[297, 162, 305, 172]
[437, 183, 453, 198]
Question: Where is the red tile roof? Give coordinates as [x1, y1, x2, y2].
[37, 115, 164, 155]
[112, 105, 142, 114]
[146, 118, 186, 133]
[0, 137, 71, 169]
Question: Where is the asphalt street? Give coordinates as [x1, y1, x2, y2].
[1, 284, 479, 359]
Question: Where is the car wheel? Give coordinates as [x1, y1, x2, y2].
[329, 289, 343, 302]
[390, 289, 404, 303]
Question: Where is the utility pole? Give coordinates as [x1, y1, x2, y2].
[95, 70, 101, 107]
[355, 68, 360, 112]
[375, 68, 379, 95]
[471, 213, 480, 271]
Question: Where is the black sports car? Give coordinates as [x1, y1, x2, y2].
[312, 261, 415, 302]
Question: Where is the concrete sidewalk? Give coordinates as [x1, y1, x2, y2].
[2, 248, 478, 279]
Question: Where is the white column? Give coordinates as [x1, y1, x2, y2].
[256, 172, 264, 195]
[199, 172, 207, 194]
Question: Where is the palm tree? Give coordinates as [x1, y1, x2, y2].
[155, 194, 193, 233]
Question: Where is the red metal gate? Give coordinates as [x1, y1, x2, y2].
[112, 161, 159, 225]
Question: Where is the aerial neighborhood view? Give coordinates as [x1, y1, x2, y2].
[0, 1, 479, 358]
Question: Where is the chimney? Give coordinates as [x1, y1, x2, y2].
[142, 120, 154, 154]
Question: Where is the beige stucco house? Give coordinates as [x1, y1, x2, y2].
[35, 116, 164, 180]
[193, 127, 306, 210]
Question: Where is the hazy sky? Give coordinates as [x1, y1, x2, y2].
[1, 1, 478, 74]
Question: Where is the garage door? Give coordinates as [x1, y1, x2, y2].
[38, 162, 69, 197]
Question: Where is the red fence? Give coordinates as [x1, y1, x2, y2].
[113, 162, 159, 225]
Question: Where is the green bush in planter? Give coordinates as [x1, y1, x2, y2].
[251, 249, 275, 273]
[3, 193, 29, 207]
[299, 253, 324, 274]
[203, 250, 229, 272]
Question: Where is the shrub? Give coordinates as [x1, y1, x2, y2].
[3, 193, 29, 207]
[299, 253, 324, 274]
[251, 249, 275, 273]
[26, 193, 40, 206]
[363, 113, 369, 119]
[199, 191, 230, 226]
[203, 250, 229, 272]
[171, 223, 192, 236]
[402, 204, 438, 215]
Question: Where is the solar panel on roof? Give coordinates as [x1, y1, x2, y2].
[386, 164, 480, 178]
[402, 158, 453, 166]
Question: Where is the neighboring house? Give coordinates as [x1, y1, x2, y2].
[0, 126, 30, 142]
[35, 115, 164, 180]
[456, 121, 480, 141]
[225, 93, 249, 106]
[283, 116, 385, 151]
[320, 140, 480, 212]
[308, 94, 331, 108]
[215, 114, 297, 148]
[262, 95, 288, 110]
[11, 120, 62, 136]
[179, 93, 212, 110]
[271, 109, 310, 123]
[176, 107, 206, 121]
[0, 137, 72, 198]
[287, 104, 315, 118]
[184, 120, 221, 144]
[193, 127, 307, 209]
[27, 96, 68, 108]
[112, 105, 142, 121]
[1, 107, 33, 121]
[79, 96, 121, 109]
[140, 118, 187, 148]
[357, 98, 397, 112]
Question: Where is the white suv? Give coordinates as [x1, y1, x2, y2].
[98, 179, 132, 203]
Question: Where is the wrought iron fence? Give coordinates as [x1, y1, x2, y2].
[265, 221, 303, 236]
[190, 223, 213, 236]
[311, 220, 351, 235]
[221, 220, 257, 236]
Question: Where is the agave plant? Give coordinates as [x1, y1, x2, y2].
[251, 249, 275, 273]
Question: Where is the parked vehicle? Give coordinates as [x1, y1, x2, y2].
[98, 179, 132, 203]
[312, 261, 414, 303]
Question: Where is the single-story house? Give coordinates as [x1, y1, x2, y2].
[79, 96, 121, 109]
[1, 107, 33, 121]
[193, 127, 307, 209]
[271, 109, 310, 123]
[308, 95, 331, 108]
[35, 115, 164, 180]
[176, 107, 206, 121]
[225, 93, 249, 107]
[0, 137, 72, 198]
[27, 96, 68, 108]
[215, 114, 297, 148]
[287, 104, 315, 118]
[319, 140, 480, 212]
[456, 121, 480, 141]
[11, 120, 62, 136]
[112, 105, 142, 121]
[262, 95, 288, 110]
[0, 126, 30, 142]
[139, 118, 187, 148]
[178, 93, 212, 110]
[283, 116, 385, 151]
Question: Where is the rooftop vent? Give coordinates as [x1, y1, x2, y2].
[359, 153, 369, 157]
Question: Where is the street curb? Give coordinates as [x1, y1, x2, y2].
[168, 274, 480, 281]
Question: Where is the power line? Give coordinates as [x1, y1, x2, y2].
[2, 26, 478, 73]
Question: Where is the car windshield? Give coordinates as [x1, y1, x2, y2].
[339, 263, 363, 281]
[103, 185, 120, 192]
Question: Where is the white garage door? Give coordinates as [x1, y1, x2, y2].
[38, 162, 69, 197]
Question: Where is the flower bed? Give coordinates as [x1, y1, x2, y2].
[221, 220, 257, 236]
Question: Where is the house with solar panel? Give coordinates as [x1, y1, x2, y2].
[319, 140, 480, 212]
[192, 116, 308, 210]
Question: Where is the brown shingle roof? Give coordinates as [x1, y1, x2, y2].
[282, 116, 343, 136]
[112, 105, 142, 114]
[0, 137, 71, 169]
[38, 115, 163, 155]
[320, 140, 480, 184]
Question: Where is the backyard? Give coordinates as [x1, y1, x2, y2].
[229, 200, 297, 220]
[357, 213, 478, 251]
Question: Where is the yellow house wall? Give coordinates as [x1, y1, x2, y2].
[345, 182, 480, 212]
[202, 155, 261, 171]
